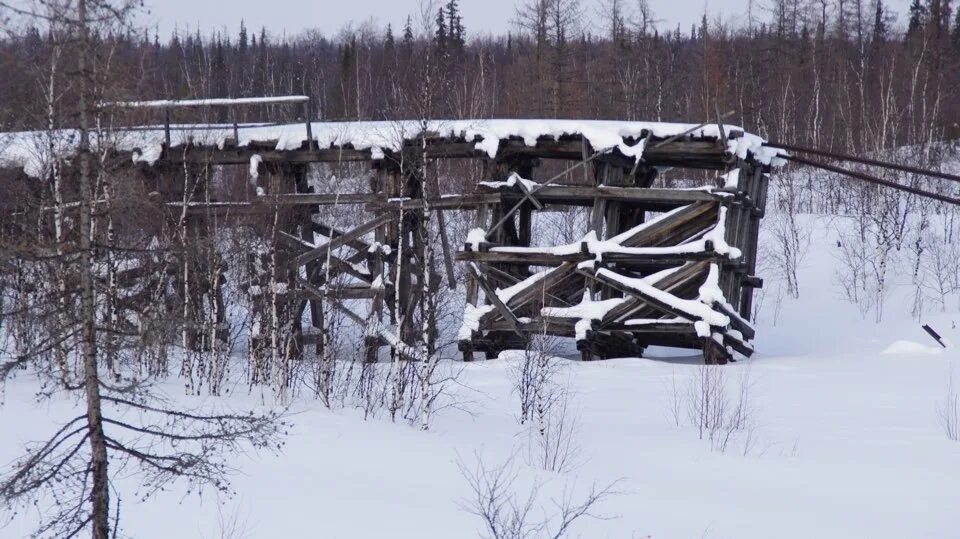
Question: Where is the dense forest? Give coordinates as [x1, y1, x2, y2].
[2, 0, 960, 154]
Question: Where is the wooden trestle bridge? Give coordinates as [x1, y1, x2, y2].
[0, 100, 781, 364]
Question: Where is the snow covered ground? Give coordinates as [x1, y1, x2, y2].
[2, 215, 958, 538]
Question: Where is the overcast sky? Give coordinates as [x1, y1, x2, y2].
[140, 0, 913, 40]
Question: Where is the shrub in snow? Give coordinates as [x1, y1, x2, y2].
[939, 372, 959, 442]
[457, 451, 619, 539]
[674, 365, 756, 454]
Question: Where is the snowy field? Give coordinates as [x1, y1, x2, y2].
[2, 214, 958, 538]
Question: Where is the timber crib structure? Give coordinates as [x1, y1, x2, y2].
[0, 100, 781, 364]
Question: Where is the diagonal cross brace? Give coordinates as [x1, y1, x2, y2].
[291, 213, 392, 268]
[466, 262, 522, 336]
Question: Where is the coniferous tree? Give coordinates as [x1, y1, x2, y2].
[929, 0, 952, 34]
[907, 0, 928, 40]
[239, 19, 248, 55]
[446, 0, 465, 49]
[385, 22, 395, 50]
[873, 0, 888, 43]
[953, 7, 960, 49]
[434, 7, 447, 50]
[402, 15, 414, 46]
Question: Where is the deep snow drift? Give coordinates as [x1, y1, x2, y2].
[2, 218, 958, 537]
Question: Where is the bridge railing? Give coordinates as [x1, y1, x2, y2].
[99, 95, 314, 150]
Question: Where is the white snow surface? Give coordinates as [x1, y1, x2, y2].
[2, 205, 959, 539]
[0, 119, 783, 178]
[458, 303, 494, 340]
[464, 227, 488, 251]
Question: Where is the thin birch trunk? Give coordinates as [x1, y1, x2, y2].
[77, 1, 111, 535]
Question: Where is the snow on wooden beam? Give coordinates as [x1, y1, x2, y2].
[101, 95, 310, 108]
[1, 118, 784, 177]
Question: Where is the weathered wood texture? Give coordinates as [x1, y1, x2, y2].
[15, 127, 768, 365]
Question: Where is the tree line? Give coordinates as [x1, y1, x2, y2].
[1, 0, 959, 154]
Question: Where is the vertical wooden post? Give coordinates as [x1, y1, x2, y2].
[304, 99, 314, 151]
[230, 105, 239, 146]
[163, 108, 171, 151]
[461, 201, 489, 362]
[738, 162, 767, 319]
[270, 163, 302, 360]
[365, 165, 389, 362]
[586, 149, 605, 304]
[292, 165, 323, 353]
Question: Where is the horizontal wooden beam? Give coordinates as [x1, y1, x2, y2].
[260, 193, 376, 205]
[485, 185, 729, 208]
[602, 321, 696, 333]
[366, 193, 501, 211]
[157, 135, 729, 169]
[456, 249, 722, 266]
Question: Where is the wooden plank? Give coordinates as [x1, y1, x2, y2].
[500, 185, 727, 207]
[163, 136, 727, 166]
[602, 321, 697, 333]
[710, 299, 755, 340]
[514, 176, 545, 210]
[601, 260, 710, 325]
[474, 201, 720, 327]
[464, 202, 489, 310]
[312, 222, 372, 256]
[259, 193, 376, 205]
[291, 213, 392, 268]
[456, 249, 722, 266]
[365, 193, 501, 211]
[585, 268, 723, 326]
[466, 262, 522, 335]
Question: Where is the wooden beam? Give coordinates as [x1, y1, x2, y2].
[258, 193, 376, 205]
[291, 213, 392, 268]
[456, 249, 722, 266]
[466, 262, 522, 335]
[366, 193, 501, 211]
[585, 268, 722, 326]
[601, 260, 710, 325]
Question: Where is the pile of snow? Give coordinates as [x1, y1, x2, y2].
[478, 171, 540, 192]
[880, 340, 944, 356]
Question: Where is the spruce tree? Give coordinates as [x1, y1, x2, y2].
[872, 0, 888, 43]
[953, 6, 960, 49]
[385, 23, 394, 50]
[435, 7, 447, 49]
[239, 19, 248, 55]
[446, 0, 465, 49]
[402, 16, 414, 46]
[907, 0, 927, 41]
